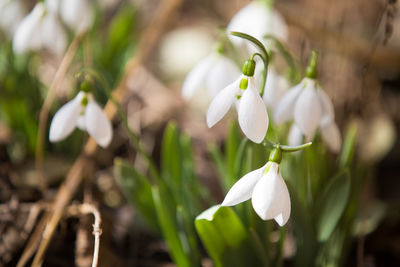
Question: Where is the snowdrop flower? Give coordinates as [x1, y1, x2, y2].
[227, 1, 288, 53]
[60, 0, 94, 33]
[0, 0, 26, 37]
[13, 1, 67, 55]
[262, 69, 289, 111]
[49, 87, 113, 148]
[274, 52, 341, 152]
[182, 51, 240, 101]
[222, 147, 290, 226]
[207, 58, 269, 143]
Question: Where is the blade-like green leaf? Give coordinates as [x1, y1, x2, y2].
[339, 123, 357, 169]
[161, 121, 182, 191]
[315, 171, 351, 241]
[113, 158, 159, 231]
[195, 205, 264, 267]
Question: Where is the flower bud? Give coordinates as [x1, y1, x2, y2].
[242, 59, 256, 77]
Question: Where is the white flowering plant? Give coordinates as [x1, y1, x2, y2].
[0, 0, 392, 266]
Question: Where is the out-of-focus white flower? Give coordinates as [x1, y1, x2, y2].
[206, 70, 269, 143]
[227, 1, 288, 53]
[274, 77, 342, 152]
[13, 1, 67, 55]
[49, 91, 113, 148]
[182, 52, 240, 101]
[263, 69, 289, 111]
[60, 0, 93, 33]
[0, 0, 26, 37]
[222, 161, 291, 226]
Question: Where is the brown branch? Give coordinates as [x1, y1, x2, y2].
[35, 32, 85, 193]
[17, 0, 183, 266]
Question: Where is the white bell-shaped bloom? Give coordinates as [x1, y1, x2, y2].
[227, 1, 288, 53]
[274, 78, 341, 152]
[13, 1, 67, 55]
[207, 76, 269, 143]
[49, 92, 113, 148]
[0, 0, 26, 37]
[60, 0, 93, 33]
[222, 161, 291, 226]
[182, 52, 240, 101]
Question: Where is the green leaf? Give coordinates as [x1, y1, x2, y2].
[315, 171, 351, 241]
[195, 205, 264, 267]
[161, 121, 182, 191]
[339, 123, 357, 169]
[152, 186, 193, 267]
[113, 158, 159, 231]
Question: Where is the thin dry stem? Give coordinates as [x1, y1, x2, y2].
[18, 0, 182, 266]
[35, 32, 85, 193]
[67, 204, 102, 267]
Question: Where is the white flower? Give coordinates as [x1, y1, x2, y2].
[206, 76, 269, 143]
[222, 161, 291, 226]
[49, 92, 113, 148]
[182, 52, 240, 101]
[262, 69, 289, 111]
[13, 1, 67, 55]
[227, 1, 288, 53]
[0, 0, 26, 37]
[274, 78, 342, 152]
[60, 0, 93, 33]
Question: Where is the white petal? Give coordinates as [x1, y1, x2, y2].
[263, 70, 289, 111]
[0, 0, 26, 37]
[49, 93, 83, 142]
[12, 3, 44, 53]
[317, 87, 335, 120]
[76, 115, 86, 130]
[273, 172, 291, 226]
[206, 55, 240, 98]
[288, 124, 303, 146]
[251, 163, 290, 224]
[273, 81, 303, 125]
[238, 79, 269, 143]
[320, 116, 342, 153]
[221, 163, 269, 206]
[60, 0, 93, 33]
[40, 14, 67, 56]
[182, 54, 215, 100]
[206, 77, 240, 127]
[85, 99, 113, 148]
[45, 0, 60, 14]
[294, 81, 322, 139]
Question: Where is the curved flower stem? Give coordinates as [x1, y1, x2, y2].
[230, 31, 270, 96]
[263, 137, 312, 152]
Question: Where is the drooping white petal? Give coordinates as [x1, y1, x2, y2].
[40, 13, 67, 56]
[288, 124, 303, 146]
[12, 3, 44, 53]
[182, 54, 216, 100]
[320, 116, 342, 153]
[206, 77, 240, 127]
[294, 80, 322, 139]
[60, 0, 93, 33]
[251, 163, 290, 224]
[45, 0, 60, 14]
[85, 99, 113, 148]
[49, 93, 84, 142]
[316, 86, 335, 120]
[263, 70, 289, 111]
[222, 163, 269, 206]
[206, 55, 240, 98]
[273, 174, 291, 226]
[238, 78, 269, 143]
[274, 81, 303, 125]
[0, 0, 25, 37]
[76, 115, 86, 130]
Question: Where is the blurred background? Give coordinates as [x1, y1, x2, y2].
[0, 0, 399, 266]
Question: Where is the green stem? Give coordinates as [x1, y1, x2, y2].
[230, 31, 270, 96]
